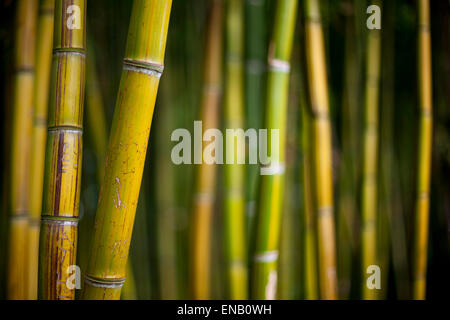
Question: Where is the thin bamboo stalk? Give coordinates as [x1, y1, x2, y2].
[7, 0, 38, 300]
[27, 0, 54, 300]
[251, 0, 297, 300]
[361, 0, 382, 301]
[224, 0, 247, 300]
[38, 0, 86, 300]
[82, 0, 172, 300]
[304, 0, 337, 300]
[244, 0, 266, 245]
[190, 0, 223, 300]
[302, 106, 319, 300]
[413, 0, 433, 300]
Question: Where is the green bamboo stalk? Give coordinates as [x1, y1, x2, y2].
[38, 0, 86, 300]
[82, 0, 172, 300]
[27, 0, 54, 300]
[224, 0, 247, 300]
[251, 0, 298, 300]
[7, 0, 38, 300]
[304, 0, 338, 300]
[190, 0, 223, 300]
[413, 0, 433, 300]
[361, 0, 382, 300]
[244, 0, 266, 246]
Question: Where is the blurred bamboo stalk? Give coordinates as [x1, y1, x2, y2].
[304, 0, 337, 300]
[302, 106, 319, 300]
[27, 0, 54, 300]
[7, 0, 38, 300]
[413, 0, 433, 300]
[244, 0, 266, 244]
[82, 0, 172, 300]
[251, 0, 298, 300]
[224, 0, 247, 300]
[190, 0, 223, 300]
[38, 0, 86, 300]
[361, 0, 381, 300]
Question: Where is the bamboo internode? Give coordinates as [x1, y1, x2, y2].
[82, 0, 172, 300]
[38, 0, 86, 300]
[251, 0, 298, 300]
[304, 0, 338, 300]
[413, 0, 433, 300]
[7, 0, 38, 300]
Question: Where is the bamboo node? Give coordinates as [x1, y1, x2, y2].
[84, 274, 125, 288]
[268, 58, 290, 73]
[53, 50, 86, 58]
[41, 217, 78, 226]
[254, 250, 279, 263]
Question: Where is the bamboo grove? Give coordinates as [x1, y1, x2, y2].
[0, 0, 448, 300]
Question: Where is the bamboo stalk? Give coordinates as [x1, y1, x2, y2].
[38, 0, 86, 300]
[251, 0, 297, 300]
[224, 0, 247, 300]
[82, 0, 172, 300]
[304, 0, 337, 300]
[7, 0, 38, 300]
[413, 0, 433, 300]
[190, 0, 223, 300]
[244, 0, 266, 245]
[361, 0, 382, 300]
[302, 105, 319, 300]
[27, 0, 54, 300]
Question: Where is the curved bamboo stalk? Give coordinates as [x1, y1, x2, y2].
[304, 0, 337, 300]
[361, 0, 382, 300]
[7, 0, 38, 300]
[38, 0, 86, 300]
[413, 0, 433, 300]
[224, 0, 247, 300]
[82, 0, 172, 300]
[27, 0, 54, 300]
[190, 0, 223, 300]
[251, 0, 297, 300]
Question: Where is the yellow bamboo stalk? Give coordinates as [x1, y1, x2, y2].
[82, 0, 172, 300]
[413, 0, 433, 300]
[224, 0, 247, 300]
[7, 0, 38, 300]
[304, 0, 337, 300]
[361, 1, 381, 301]
[190, 0, 223, 300]
[27, 0, 54, 300]
[38, 0, 86, 300]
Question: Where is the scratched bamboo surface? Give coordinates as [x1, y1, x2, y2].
[190, 0, 223, 300]
[38, 0, 86, 300]
[7, 0, 38, 300]
[413, 0, 433, 300]
[82, 0, 172, 300]
[27, 0, 55, 300]
[304, 0, 338, 300]
[224, 0, 248, 300]
[251, 0, 298, 300]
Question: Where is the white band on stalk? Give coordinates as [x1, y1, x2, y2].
[268, 58, 290, 73]
[123, 64, 162, 78]
[254, 250, 279, 263]
[260, 162, 285, 176]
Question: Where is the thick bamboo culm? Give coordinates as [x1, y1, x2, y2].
[304, 0, 337, 300]
[413, 0, 433, 300]
[7, 0, 38, 300]
[190, 0, 223, 300]
[38, 0, 86, 300]
[251, 0, 298, 300]
[27, 0, 54, 300]
[361, 0, 381, 300]
[224, 0, 247, 300]
[82, 0, 172, 300]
